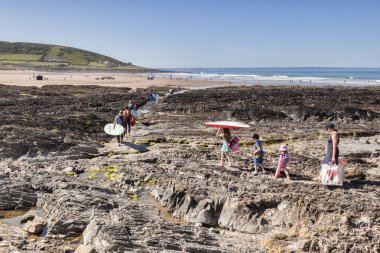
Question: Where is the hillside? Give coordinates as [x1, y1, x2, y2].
[0, 41, 150, 72]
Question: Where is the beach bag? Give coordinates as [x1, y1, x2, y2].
[130, 116, 136, 126]
[228, 136, 240, 152]
[321, 162, 345, 186]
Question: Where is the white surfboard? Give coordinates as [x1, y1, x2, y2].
[104, 123, 124, 136]
[205, 121, 251, 129]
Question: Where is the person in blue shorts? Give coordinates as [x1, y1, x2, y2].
[251, 133, 266, 175]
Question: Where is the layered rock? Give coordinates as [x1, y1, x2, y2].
[0, 175, 37, 210]
[158, 86, 379, 122]
[0, 84, 379, 252]
[0, 84, 150, 159]
[37, 180, 119, 237]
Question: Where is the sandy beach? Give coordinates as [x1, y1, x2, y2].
[0, 70, 227, 89]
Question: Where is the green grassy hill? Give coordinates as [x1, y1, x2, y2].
[0, 41, 149, 71]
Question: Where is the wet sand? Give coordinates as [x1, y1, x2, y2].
[0, 70, 226, 89]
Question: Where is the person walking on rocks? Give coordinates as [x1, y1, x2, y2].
[128, 100, 137, 111]
[274, 144, 291, 180]
[123, 107, 132, 137]
[128, 100, 134, 110]
[252, 133, 266, 175]
[217, 128, 233, 166]
[314, 122, 340, 181]
[113, 110, 125, 146]
[323, 122, 340, 165]
[133, 100, 138, 111]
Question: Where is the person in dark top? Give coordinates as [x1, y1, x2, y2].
[323, 122, 340, 165]
[113, 110, 124, 146]
[251, 133, 266, 175]
[123, 107, 132, 137]
[314, 122, 340, 181]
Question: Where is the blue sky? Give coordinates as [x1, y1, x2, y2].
[0, 0, 379, 68]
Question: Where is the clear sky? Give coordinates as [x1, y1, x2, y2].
[1, 0, 379, 68]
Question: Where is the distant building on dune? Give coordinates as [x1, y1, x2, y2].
[44, 57, 62, 62]
[98, 60, 111, 65]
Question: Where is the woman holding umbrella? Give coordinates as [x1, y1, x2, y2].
[216, 128, 233, 166]
[206, 121, 251, 167]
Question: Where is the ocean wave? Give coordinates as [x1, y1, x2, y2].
[272, 75, 288, 78]
[153, 70, 380, 86]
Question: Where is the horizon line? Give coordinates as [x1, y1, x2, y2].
[155, 66, 380, 69]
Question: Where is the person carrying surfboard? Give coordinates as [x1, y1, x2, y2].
[216, 128, 233, 167]
[251, 133, 266, 175]
[113, 110, 125, 146]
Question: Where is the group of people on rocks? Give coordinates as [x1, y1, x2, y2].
[112, 99, 340, 180]
[217, 122, 340, 180]
[113, 100, 138, 146]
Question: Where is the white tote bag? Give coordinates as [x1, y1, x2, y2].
[321, 163, 345, 186]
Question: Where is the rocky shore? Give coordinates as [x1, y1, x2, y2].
[0, 84, 379, 252]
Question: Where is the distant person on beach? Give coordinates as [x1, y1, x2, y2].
[251, 133, 266, 175]
[216, 128, 233, 166]
[323, 122, 340, 165]
[123, 107, 132, 137]
[274, 144, 291, 180]
[113, 110, 125, 146]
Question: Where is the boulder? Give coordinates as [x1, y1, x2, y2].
[74, 245, 96, 253]
[21, 210, 38, 223]
[23, 216, 46, 234]
[62, 167, 75, 173]
[218, 197, 260, 233]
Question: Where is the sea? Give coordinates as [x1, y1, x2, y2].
[154, 67, 380, 86]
